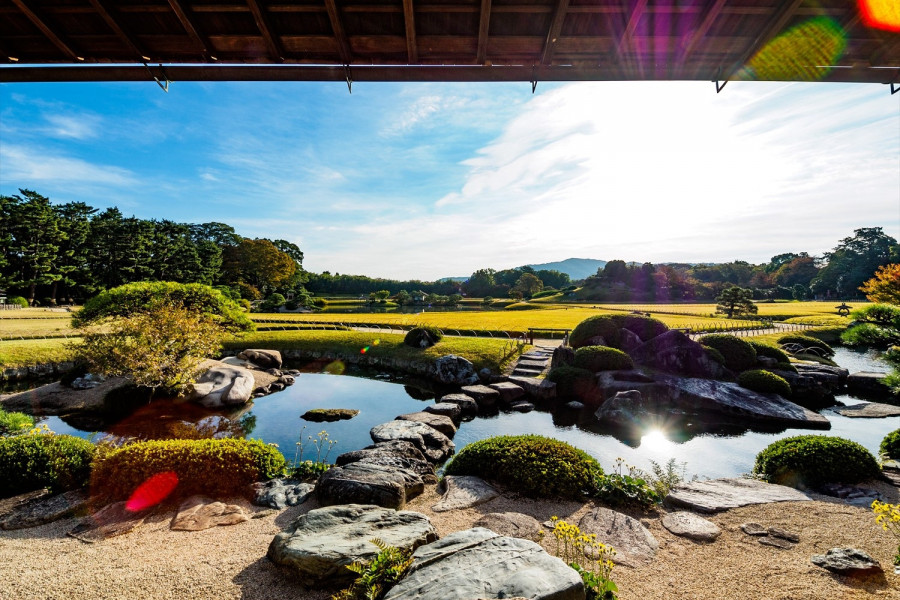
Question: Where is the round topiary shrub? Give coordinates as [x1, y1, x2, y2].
[444, 435, 603, 499]
[776, 335, 835, 358]
[547, 365, 597, 400]
[881, 428, 900, 460]
[569, 314, 668, 350]
[0, 433, 95, 498]
[7, 296, 28, 308]
[753, 435, 881, 489]
[90, 438, 286, 503]
[573, 346, 634, 372]
[699, 334, 757, 372]
[620, 314, 669, 342]
[738, 369, 792, 397]
[404, 326, 443, 348]
[748, 341, 791, 364]
[703, 346, 726, 365]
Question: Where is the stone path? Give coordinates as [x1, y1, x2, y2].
[507, 345, 555, 378]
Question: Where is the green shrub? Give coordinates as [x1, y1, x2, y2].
[0, 409, 35, 436]
[748, 341, 791, 364]
[7, 296, 28, 308]
[881, 429, 900, 460]
[530, 289, 558, 299]
[699, 334, 757, 371]
[0, 433, 95, 497]
[403, 326, 443, 348]
[90, 438, 285, 503]
[776, 335, 835, 358]
[444, 435, 603, 499]
[775, 362, 798, 373]
[547, 366, 596, 399]
[738, 369, 792, 397]
[504, 302, 545, 311]
[573, 346, 634, 372]
[594, 460, 661, 510]
[753, 435, 881, 488]
[703, 346, 726, 365]
[569, 314, 668, 350]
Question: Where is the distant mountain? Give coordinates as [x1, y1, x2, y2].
[437, 276, 468, 283]
[526, 258, 607, 280]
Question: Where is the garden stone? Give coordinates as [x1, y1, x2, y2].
[0, 490, 89, 530]
[578, 507, 658, 567]
[237, 349, 282, 369]
[170, 496, 250, 531]
[370, 420, 455, 463]
[383, 528, 584, 600]
[661, 511, 721, 542]
[489, 381, 526, 405]
[190, 360, 255, 408]
[252, 479, 315, 509]
[435, 355, 479, 386]
[564, 401, 584, 410]
[316, 462, 423, 509]
[811, 548, 882, 575]
[847, 372, 892, 398]
[617, 328, 644, 353]
[439, 393, 478, 417]
[424, 402, 462, 425]
[741, 522, 768, 536]
[460, 385, 501, 409]
[551, 345, 575, 369]
[396, 411, 457, 438]
[666, 478, 811, 513]
[301, 408, 359, 422]
[628, 330, 726, 379]
[67, 502, 151, 543]
[836, 402, 900, 418]
[759, 536, 794, 550]
[769, 527, 800, 543]
[267, 504, 438, 587]
[336, 441, 438, 484]
[279, 375, 295, 386]
[432, 476, 500, 512]
[507, 376, 557, 400]
[818, 483, 882, 508]
[594, 389, 647, 427]
[508, 400, 534, 412]
[473, 512, 542, 541]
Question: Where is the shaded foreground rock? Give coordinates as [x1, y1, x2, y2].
[507, 376, 557, 400]
[660, 511, 721, 542]
[578, 507, 658, 567]
[252, 479, 314, 509]
[473, 512, 543, 541]
[370, 420, 454, 463]
[267, 504, 437, 587]
[811, 548, 882, 575]
[383, 528, 584, 600]
[237, 349, 282, 369]
[336, 441, 437, 484]
[628, 330, 725, 379]
[666, 478, 811, 514]
[316, 462, 423, 509]
[432, 476, 500, 512]
[68, 502, 151, 543]
[0, 490, 89, 530]
[170, 496, 250, 531]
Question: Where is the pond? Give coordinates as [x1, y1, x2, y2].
[43, 347, 898, 481]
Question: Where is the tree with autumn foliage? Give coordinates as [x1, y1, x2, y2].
[222, 238, 297, 293]
[860, 264, 900, 305]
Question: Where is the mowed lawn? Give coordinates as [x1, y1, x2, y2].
[0, 318, 79, 339]
[588, 301, 865, 320]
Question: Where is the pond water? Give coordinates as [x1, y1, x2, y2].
[44, 347, 899, 480]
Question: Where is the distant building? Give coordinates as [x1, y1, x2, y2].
[0, 289, 6, 304]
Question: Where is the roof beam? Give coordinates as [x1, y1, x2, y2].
[167, 0, 212, 59]
[680, 0, 727, 62]
[476, 0, 491, 64]
[539, 0, 569, 66]
[247, 0, 285, 61]
[402, 0, 417, 63]
[9, 0, 82, 61]
[616, 0, 648, 54]
[722, 0, 804, 80]
[324, 0, 353, 64]
[87, 0, 151, 61]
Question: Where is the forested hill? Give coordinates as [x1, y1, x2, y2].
[526, 258, 608, 280]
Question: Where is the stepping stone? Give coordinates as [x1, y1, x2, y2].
[564, 401, 584, 410]
[811, 548, 883, 575]
[578, 507, 658, 567]
[370, 420, 455, 463]
[424, 402, 462, 425]
[665, 478, 811, 513]
[460, 385, 501, 408]
[759, 536, 794, 550]
[661, 511, 721, 542]
[769, 527, 800, 543]
[317, 462, 423, 509]
[267, 504, 437, 587]
[512, 367, 544, 377]
[336, 441, 437, 484]
[396, 411, 457, 438]
[301, 408, 359, 422]
[508, 401, 535, 413]
[473, 512, 542, 541]
[432, 476, 500, 512]
[489, 381, 526, 404]
[741, 522, 768, 536]
[836, 402, 900, 418]
[0, 490, 89, 530]
[170, 496, 250, 531]
[252, 479, 314, 509]
[67, 502, 150, 543]
[507, 376, 557, 400]
[439, 394, 478, 417]
[516, 360, 548, 370]
[383, 528, 583, 600]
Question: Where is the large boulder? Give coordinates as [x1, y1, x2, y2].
[0, 490, 89, 530]
[190, 361, 255, 408]
[594, 390, 648, 427]
[395, 412, 457, 438]
[460, 385, 501, 410]
[666, 478, 812, 513]
[252, 479, 315, 509]
[336, 441, 437, 484]
[268, 504, 438, 587]
[170, 496, 250, 531]
[383, 528, 584, 600]
[660, 511, 721, 542]
[316, 462, 424, 509]
[550, 346, 575, 370]
[435, 355, 479, 386]
[577, 507, 658, 567]
[432, 476, 500, 512]
[370, 420, 455, 463]
[811, 548, 882, 575]
[237, 349, 282, 369]
[628, 330, 726, 379]
[473, 512, 543, 541]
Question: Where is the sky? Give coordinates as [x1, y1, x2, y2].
[0, 78, 898, 280]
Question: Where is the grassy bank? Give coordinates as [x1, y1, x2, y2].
[0, 338, 75, 368]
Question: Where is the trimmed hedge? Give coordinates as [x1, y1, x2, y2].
[444, 435, 603, 499]
[753, 435, 881, 488]
[404, 326, 443, 348]
[547, 366, 596, 400]
[776, 335, 835, 358]
[90, 438, 286, 503]
[748, 341, 791, 364]
[0, 434, 96, 498]
[738, 369, 792, 397]
[699, 334, 757, 372]
[569, 314, 668, 350]
[881, 429, 900, 460]
[573, 345, 634, 372]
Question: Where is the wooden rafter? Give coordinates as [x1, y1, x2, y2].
[247, 0, 285, 61]
[539, 0, 569, 66]
[324, 0, 353, 64]
[9, 0, 81, 61]
[616, 0, 648, 54]
[402, 0, 417, 63]
[680, 0, 727, 62]
[722, 0, 804, 79]
[476, 0, 491, 64]
[87, 0, 150, 61]
[167, 0, 211, 59]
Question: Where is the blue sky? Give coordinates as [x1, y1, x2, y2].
[0, 79, 897, 280]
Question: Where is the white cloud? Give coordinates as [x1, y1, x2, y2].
[0, 144, 137, 186]
[42, 113, 101, 140]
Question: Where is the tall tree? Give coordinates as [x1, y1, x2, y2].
[7, 190, 62, 305]
[716, 286, 758, 318]
[52, 201, 97, 303]
[811, 227, 899, 298]
[222, 238, 297, 292]
[513, 273, 543, 298]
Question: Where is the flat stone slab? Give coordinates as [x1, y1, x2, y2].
[507, 376, 557, 400]
[578, 507, 658, 567]
[370, 420, 455, 463]
[424, 402, 462, 425]
[515, 359, 548, 369]
[383, 528, 583, 600]
[336, 441, 437, 484]
[68, 502, 150, 543]
[0, 490, 89, 530]
[460, 385, 501, 408]
[488, 381, 526, 404]
[759, 536, 794, 549]
[317, 462, 423, 509]
[835, 402, 900, 418]
[170, 496, 250, 531]
[267, 504, 437, 587]
[439, 394, 478, 417]
[666, 478, 812, 513]
[253, 479, 314, 509]
[395, 411, 457, 438]
[661, 511, 721, 542]
[811, 548, 883, 575]
[508, 401, 534, 413]
[301, 408, 359, 422]
[741, 522, 768, 536]
[511, 367, 544, 377]
[432, 476, 500, 512]
[473, 512, 543, 541]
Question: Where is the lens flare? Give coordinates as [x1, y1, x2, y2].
[860, 0, 900, 32]
[125, 471, 178, 512]
[741, 17, 846, 82]
[323, 360, 346, 375]
[361, 346, 369, 354]
[373, 339, 380, 346]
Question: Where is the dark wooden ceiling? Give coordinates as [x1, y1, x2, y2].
[1, 0, 899, 84]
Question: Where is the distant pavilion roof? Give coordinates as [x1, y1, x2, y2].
[1, 1, 899, 87]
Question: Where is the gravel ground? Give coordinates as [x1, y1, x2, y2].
[1, 483, 899, 600]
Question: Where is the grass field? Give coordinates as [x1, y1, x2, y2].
[588, 301, 865, 320]
[0, 338, 75, 368]
[0, 318, 79, 339]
